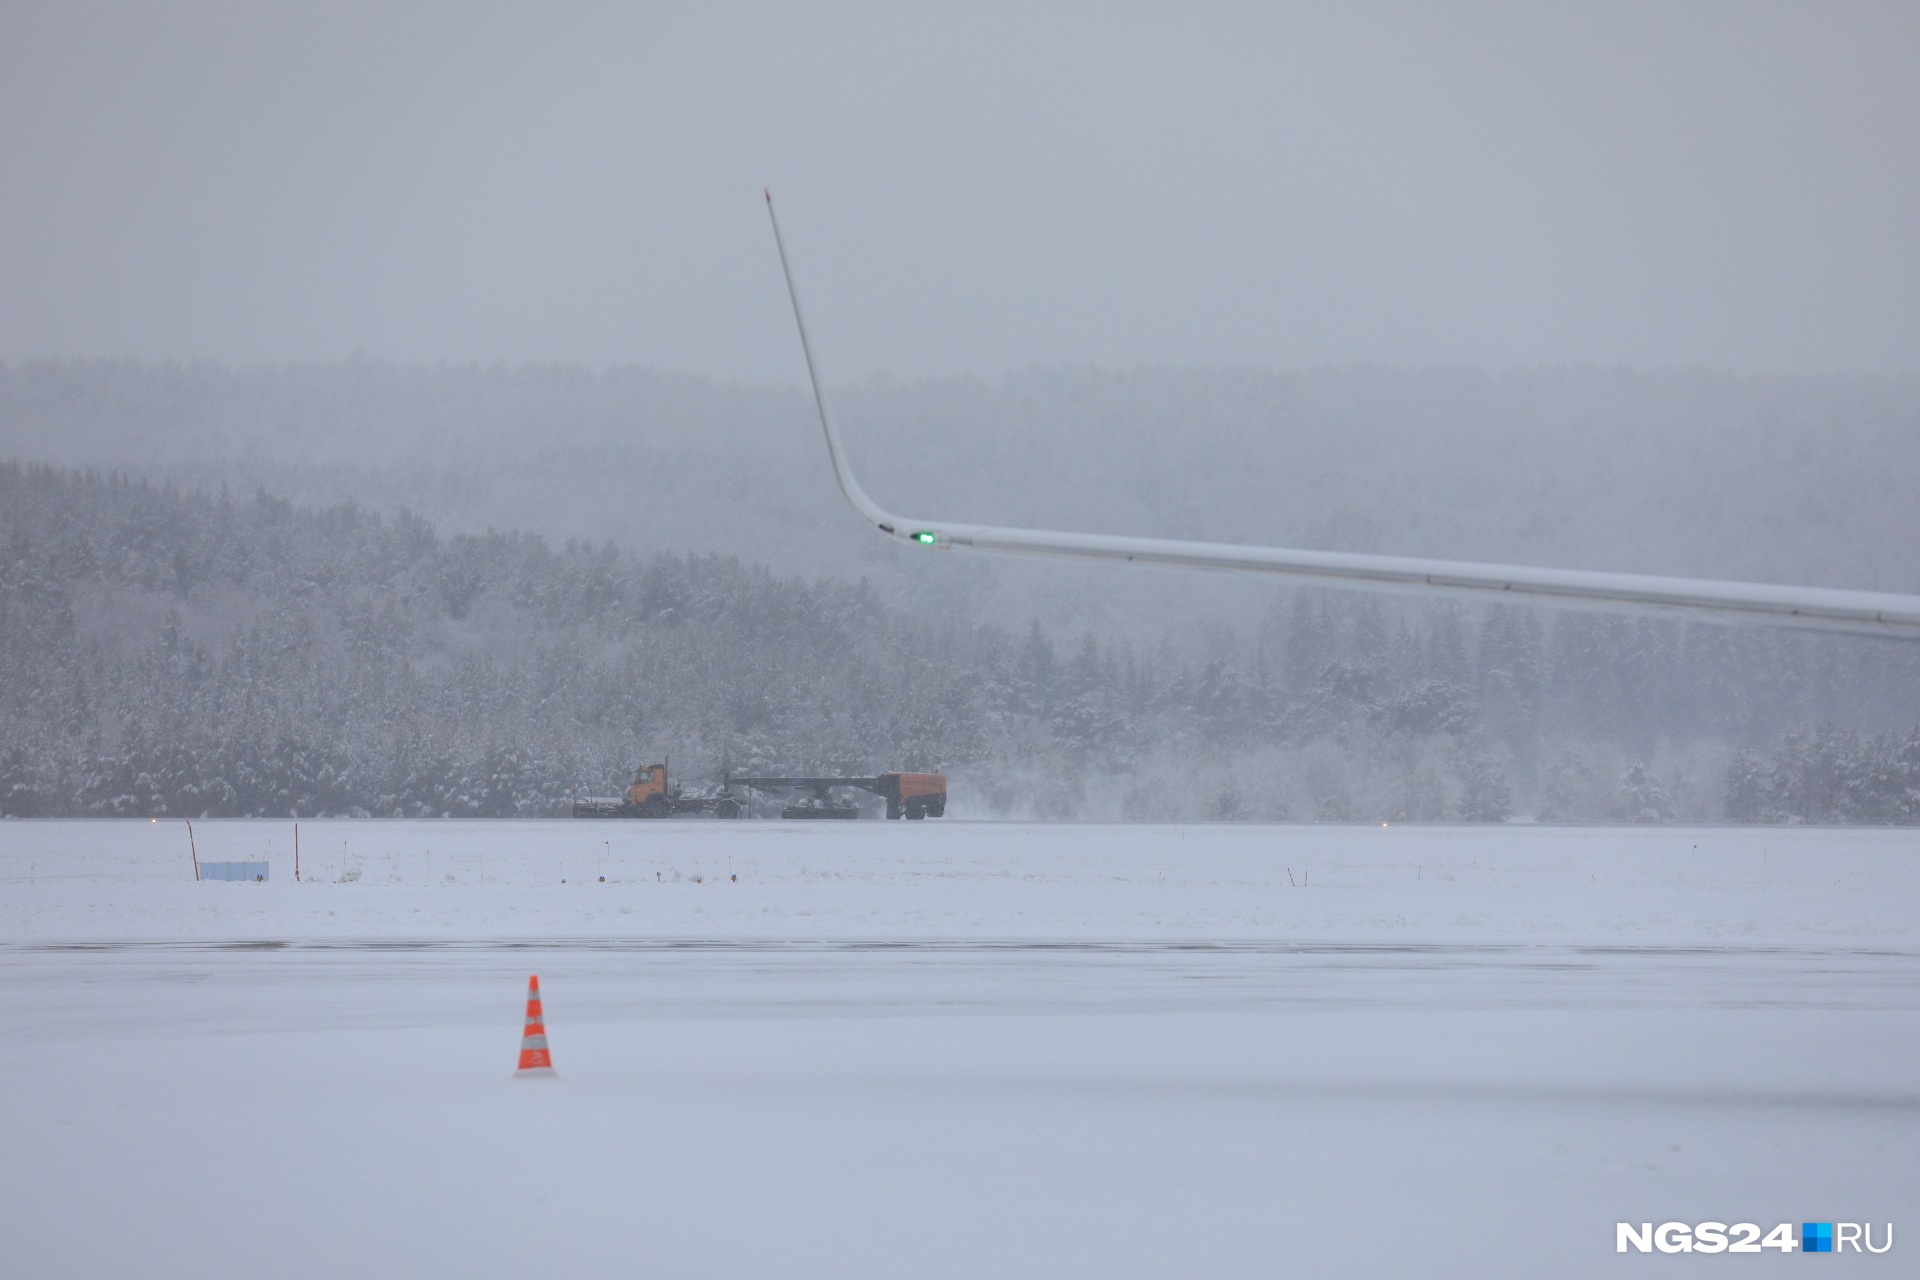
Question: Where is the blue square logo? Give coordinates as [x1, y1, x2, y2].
[1803, 1223, 1833, 1253]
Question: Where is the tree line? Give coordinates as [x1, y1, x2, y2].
[1, 463, 1915, 822]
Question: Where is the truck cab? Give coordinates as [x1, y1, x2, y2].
[626, 764, 670, 812]
[880, 772, 947, 819]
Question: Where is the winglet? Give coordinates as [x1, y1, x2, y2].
[763, 191, 916, 541]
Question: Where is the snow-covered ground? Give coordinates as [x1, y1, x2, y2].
[2, 820, 1914, 1277]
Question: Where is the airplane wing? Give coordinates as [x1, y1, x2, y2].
[765, 191, 1920, 641]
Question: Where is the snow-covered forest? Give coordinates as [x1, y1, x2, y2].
[8, 360, 1919, 650]
[3, 459, 1916, 823]
[4, 361, 1918, 822]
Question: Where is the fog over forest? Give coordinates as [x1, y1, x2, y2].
[3, 360, 1917, 823]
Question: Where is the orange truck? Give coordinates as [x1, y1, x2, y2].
[572, 763, 945, 820]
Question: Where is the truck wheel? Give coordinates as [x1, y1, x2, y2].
[715, 797, 741, 819]
[639, 794, 671, 818]
[905, 802, 926, 819]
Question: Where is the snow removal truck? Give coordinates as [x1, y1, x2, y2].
[571, 763, 743, 819]
[571, 763, 946, 820]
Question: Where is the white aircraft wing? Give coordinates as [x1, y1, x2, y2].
[765, 192, 1920, 641]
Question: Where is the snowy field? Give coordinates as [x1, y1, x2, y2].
[1, 820, 1914, 1278]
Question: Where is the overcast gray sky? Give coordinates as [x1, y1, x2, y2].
[2, 1, 1917, 381]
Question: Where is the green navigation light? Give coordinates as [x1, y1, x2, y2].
[912, 531, 938, 545]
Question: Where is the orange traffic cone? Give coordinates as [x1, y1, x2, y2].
[515, 975, 556, 1077]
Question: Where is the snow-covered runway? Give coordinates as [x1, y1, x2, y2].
[2, 821, 1913, 1277]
